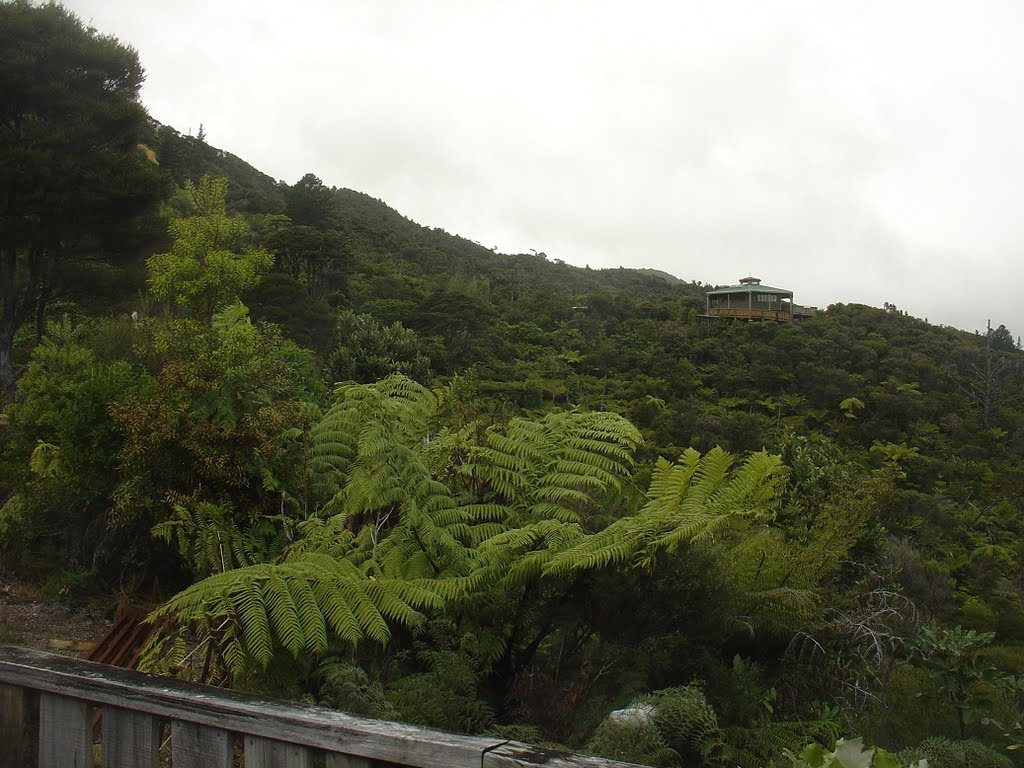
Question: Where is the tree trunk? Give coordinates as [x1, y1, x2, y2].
[0, 244, 44, 399]
[0, 334, 15, 400]
[33, 250, 55, 344]
[0, 245, 20, 399]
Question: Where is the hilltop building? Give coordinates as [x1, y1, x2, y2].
[701, 276, 816, 322]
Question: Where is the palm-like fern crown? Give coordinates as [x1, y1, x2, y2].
[544, 448, 786, 577]
[306, 376, 474, 575]
[459, 410, 642, 526]
[144, 376, 789, 681]
[144, 552, 449, 679]
[152, 501, 288, 576]
[310, 375, 439, 507]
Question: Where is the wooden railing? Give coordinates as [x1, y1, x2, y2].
[707, 307, 793, 321]
[0, 646, 642, 768]
[706, 306, 818, 321]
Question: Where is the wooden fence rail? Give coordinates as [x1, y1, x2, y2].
[0, 646, 643, 768]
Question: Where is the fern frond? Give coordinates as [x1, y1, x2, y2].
[152, 500, 296, 579]
[544, 449, 785, 578]
[312, 579, 362, 645]
[265, 572, 303, 657]
[462, 410, 640, 526]
[290, 576, 328, 656]
[142, 547, 457, 677]
[237, 578, 273, 667]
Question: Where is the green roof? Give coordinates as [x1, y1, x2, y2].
[707, 278, 792, 297]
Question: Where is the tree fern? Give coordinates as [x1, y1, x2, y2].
[145, 376, 792, 687]
[141, 550, 450, 678]
[306, 376, 486, 573]
[725, 463, 895, 638]
[459, 410, 641, 525]
[309, 375, 439, 491]
[718, 527, 822, 635]
[152, 501, 288, 576]
[544, 448, 786, 577]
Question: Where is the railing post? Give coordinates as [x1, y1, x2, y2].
[101, 706, 160, 768]
[245, 735, 313, 768]
[171, 720, 233, 768]
[39, 692, 91, 768]
[0, 683, 37, 768]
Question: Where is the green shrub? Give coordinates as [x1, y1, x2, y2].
[586, 717, 680, 767]
[386, 651, 493, 734]
[981, 644, 1024, 676]
[723, 715, 843, 768]
[956, 597, 999, 633]
[40, 567, 104, 605]
[895, 737, 1013, 768]
[316, 661, 396, 720]
[586, 686, 724, 767]
[856, 664, 959, 749]
[781, 737, 922, 768]
[649, 685, 722, 760]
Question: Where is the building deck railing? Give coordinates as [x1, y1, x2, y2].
[705, 306, 817, 321]
[706, 307, 793, 321]
[0, 646, 642, 768]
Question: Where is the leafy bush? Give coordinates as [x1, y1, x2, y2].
[40, 567, 105, 605]
[316, 660, 395, 720]
[856, 665, 960, 750]
[650, 685, 723, 761]
[895, 737, 1012, 768]
[723, 712, 844, 768]
[586, 716, 680, 767]
[586, 686, 723, 767]
[911, 622, 1018, 738]
[779, 737, 924, 768]
[386, 650, 494, 734]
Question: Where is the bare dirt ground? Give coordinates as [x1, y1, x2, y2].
[0, 582, 113, 656]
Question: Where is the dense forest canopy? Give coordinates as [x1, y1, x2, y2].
[2, 4, 1023, 767]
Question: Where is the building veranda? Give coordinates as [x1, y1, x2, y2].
[702, 276, 816, 322]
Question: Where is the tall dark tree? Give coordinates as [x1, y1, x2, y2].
[264, 223, 348, 300]
[0, 0, 167, 395]
[286, 173, 335, 230]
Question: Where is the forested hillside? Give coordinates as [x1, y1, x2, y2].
[2, 4, 1023, 767]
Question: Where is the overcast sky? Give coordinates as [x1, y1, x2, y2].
[66, 0, 1024, 335]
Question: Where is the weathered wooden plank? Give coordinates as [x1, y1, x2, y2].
[0, 646, 499, 768]
[39, 692, 91, 768]
[171, 720, 233, 768]
[0, 684, 36, 768]
[245, 735, 313, 768]
[483, 740, 650, 768]
[325, 753, 374, 768]
[101, 706, 159, 768]
[1, 647, 641, 768]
